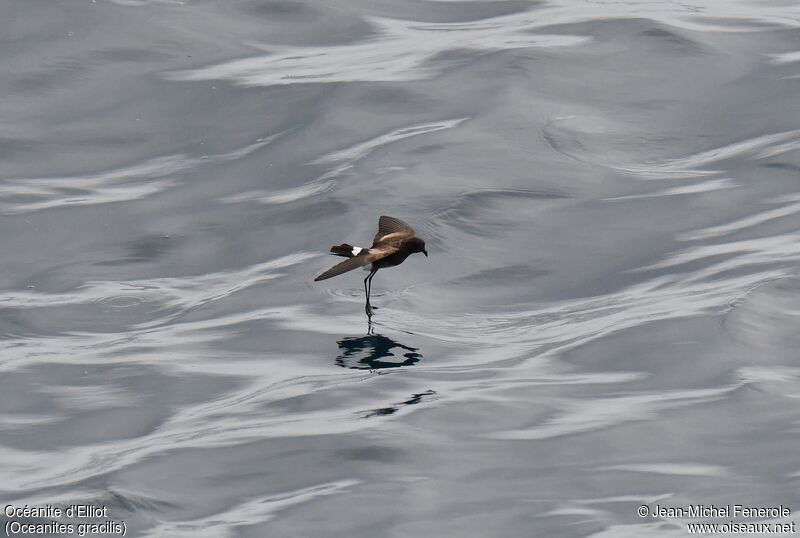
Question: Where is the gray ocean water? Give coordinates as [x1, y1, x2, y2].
[2, 0, 800, 536]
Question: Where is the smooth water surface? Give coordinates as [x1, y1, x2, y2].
[2, 0, 800, 536]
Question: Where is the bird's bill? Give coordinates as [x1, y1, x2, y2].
[423, 250, 428, 257]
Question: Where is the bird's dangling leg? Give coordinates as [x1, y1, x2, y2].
[364, 268, 377, 317]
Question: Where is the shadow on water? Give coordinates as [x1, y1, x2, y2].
[335, 331, 422, 370]
[363, 390, 437, 418]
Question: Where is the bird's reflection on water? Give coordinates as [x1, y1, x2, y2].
[335, 331, 422, 369]
[363, 389, 436, 418]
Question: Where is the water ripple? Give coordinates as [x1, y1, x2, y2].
[605, 178, 737, 200]
[594, 463, 728, 477]
[168, 0, 800, 90]
[144, 480, 360, 538]
[221, 181, 335, 206]
[769, 51, 800, 64]
[681, 192, 800, 240]
[0, 367, 376, 491]
[0, 134, 281, 214]
[489, 384, 739, 440]
[168, 14, 590, 87]
[646, 233, 800, 277]
[724, 276, 800, 352]
[1, 252, 313, 315]
[545, 115, 800, 181]
[313, 118, 468, 167]
[222, 118, 466, 206]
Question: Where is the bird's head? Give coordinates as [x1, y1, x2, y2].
[408, 236, 428, 257]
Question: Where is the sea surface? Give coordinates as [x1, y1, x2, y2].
[2, 0, 800, 536]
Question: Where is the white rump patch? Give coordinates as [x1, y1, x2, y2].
[352, 247, 363, 256]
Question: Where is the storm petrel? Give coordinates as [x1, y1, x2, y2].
[315, 215, 428, 316]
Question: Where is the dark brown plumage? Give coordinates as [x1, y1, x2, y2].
[315, 216, 427, 316]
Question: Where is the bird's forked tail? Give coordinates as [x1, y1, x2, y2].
[330, 243, 364, 258]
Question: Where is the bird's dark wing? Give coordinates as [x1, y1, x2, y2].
[315, 255, 370, 281]
[314, 247, 398, 281]
[373, 215, 415, 244]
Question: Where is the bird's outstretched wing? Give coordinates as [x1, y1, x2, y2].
[314, 255, 370, 281]
[373, 215, 414, 244]
[314, 247, 398, 281]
